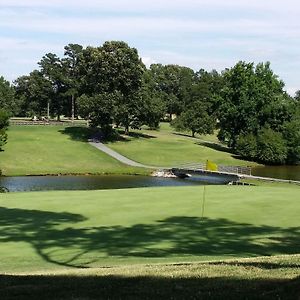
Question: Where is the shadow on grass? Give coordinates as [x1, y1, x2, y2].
[208, 261, 300, 270]
[173, 132, 197, 139]
[196, 141, 234, 154]
[0, 207, 299, 269]
[115, 128, 157, 140]
[59, 126, 93, 142]
[1, 274, 299, 300]
[59, 127, 156, 143]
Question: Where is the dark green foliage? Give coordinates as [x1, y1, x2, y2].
[38, 53, 68, 120]
[14, 70, 53, 117]
[77, 93, 117, 132]
[78, 41, 145, 134]
[0, 109, 9, 150]
[145, 64, 194, 118]
[62, 44, 84, 120]
[236, 133, 257, 160]
[218, 61, 291, 148]
[171, 101, 215, 137]
[236, 128, 288, 165]
[283, 119, 300, 164]
[256, 128, 288, 165]
[0, 76, 17, 115]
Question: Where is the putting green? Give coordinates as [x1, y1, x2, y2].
[0, 185, 299, 272]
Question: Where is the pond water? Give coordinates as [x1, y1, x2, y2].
[0, 174, 228, 192]
[251, 165, 300, 181]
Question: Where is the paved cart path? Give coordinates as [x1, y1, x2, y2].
[89, 140, 157, 169]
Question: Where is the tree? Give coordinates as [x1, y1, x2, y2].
[14, 70, 53, 117]
[171, 101, 215, 137]
[38, 53, 67, 120]
[79, 41, 145, 134]
[0, 76, 17, 115]
[0, 109, 9, 150]
[218, 61, 292, 149]
[78, 93, 118, 134]
[145, 64, 194, 119]
[256, 127, 288, 165]
[62, 44, 83, 122]
[236, 133, 257, 160]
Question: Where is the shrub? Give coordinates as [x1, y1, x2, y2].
[256, 127, 288, 165]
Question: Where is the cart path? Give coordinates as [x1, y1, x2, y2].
[89, 140, 158, 169]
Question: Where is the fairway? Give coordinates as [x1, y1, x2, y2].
[0, 126, 147, 176]
[0, 185, 299, 273]
[107, 124, 258, 167]
[0, 124, 257, 176]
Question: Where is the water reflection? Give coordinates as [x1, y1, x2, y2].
[0, 175, 223, 192]
[252, 165, 300, 181]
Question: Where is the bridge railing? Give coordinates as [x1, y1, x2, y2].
[217, 165, 251, 176]
[173, 162, 251, 176]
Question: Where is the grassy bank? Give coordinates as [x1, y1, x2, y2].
[0, 185, 299, 273]
[108, 123, 258, 167]
[0, 124, 257, 176]
[0, 126, 147, 176]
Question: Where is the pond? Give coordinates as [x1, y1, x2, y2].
[0, 174, 229, 192]
[251, 165, 300, 181]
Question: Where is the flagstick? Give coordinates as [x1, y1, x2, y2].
[201, 185, 206, 219]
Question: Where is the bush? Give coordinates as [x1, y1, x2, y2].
[236, 133, 257, 159]
[256, 127, 288, 165]
[283, 119, 300, 164]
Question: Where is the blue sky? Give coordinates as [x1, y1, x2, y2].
[0, 0, 299, 95]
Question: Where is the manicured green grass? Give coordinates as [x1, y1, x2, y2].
[0, 185, 299, 273]
[0, 126, 147, 176]
[108, 124, 258, 167]
[0, 124, 257, 176]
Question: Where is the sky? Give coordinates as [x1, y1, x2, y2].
[0, 0, 299, 95]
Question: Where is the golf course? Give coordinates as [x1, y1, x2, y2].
[0, 124, 299, 299]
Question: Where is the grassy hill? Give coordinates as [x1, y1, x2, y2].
[0, 124, 257, 176]
[0, 126, 147, 176]
[108, 123, 259, 167]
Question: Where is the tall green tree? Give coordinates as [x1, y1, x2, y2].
[145, 64, 194, 119]
[14, 70, 53, 117]
[38, 53, 67, 120]
[171, 100, 215, 137]
[62, 44, 83, 122]
[79, 41, 145, 134]
[0, 109, 9, 151]
[218, 61, 292, 149]
[0, 76, 17, 115]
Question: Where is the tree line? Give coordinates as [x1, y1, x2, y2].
[0, 41, 299, 165]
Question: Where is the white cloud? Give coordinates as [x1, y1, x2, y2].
[0, 0, 300, 92]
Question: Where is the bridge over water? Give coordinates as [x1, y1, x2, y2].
[171, 162, 300, 185]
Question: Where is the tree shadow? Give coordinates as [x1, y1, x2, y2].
[115, 128, 157, 140]
[208, 261, 300, 270]
[0, 274, 299, 300]
[0, 207, 299, 270]
[173, 132, 197, 139]
[59, 126, 93, 142]
[196, 141, 235, 154]
[59, 127, 157, 144]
